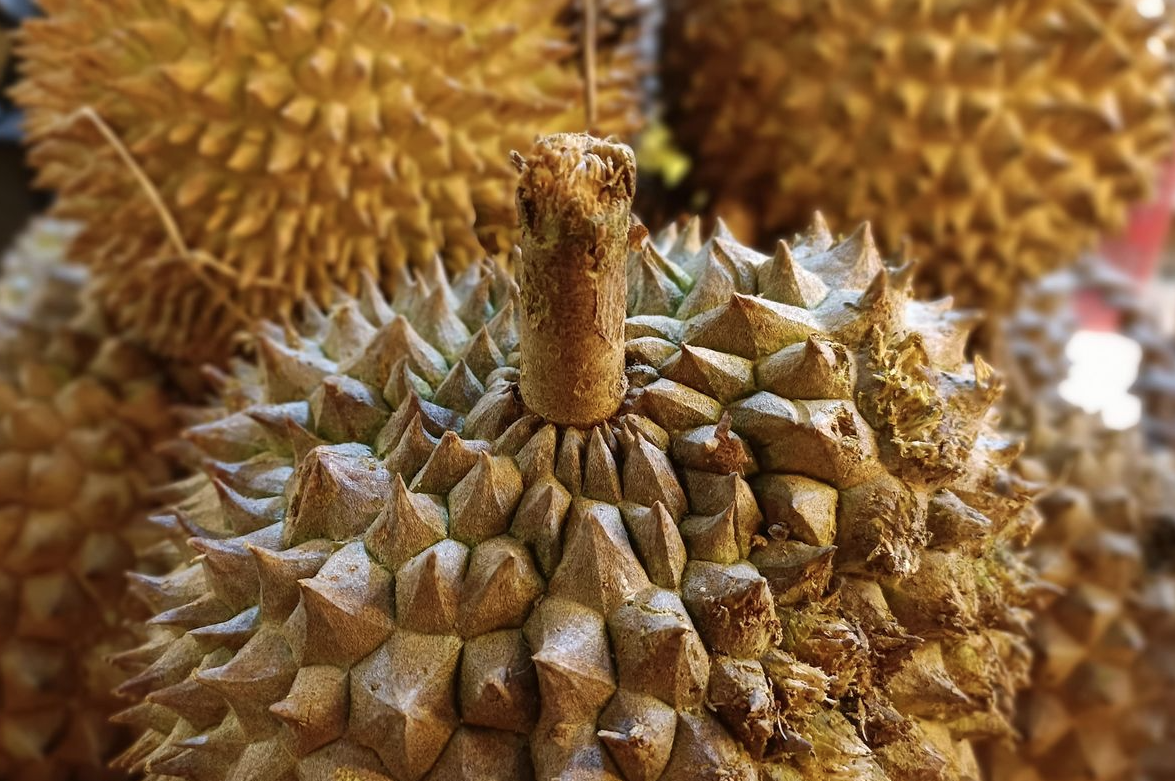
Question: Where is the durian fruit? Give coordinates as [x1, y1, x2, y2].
[0, 220, 183, 780]
[660, 0, 1175, 314]
[13, 0, 646, 362]
[984, 413, 1175, 781]
[987, 270, 1078, 430]
[116, 134, 1038, 781]
[979, 265, 1175, 781]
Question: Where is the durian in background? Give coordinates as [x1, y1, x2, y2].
[0, 220, 183, 781]
[1127, 315, 1175, 448]
[659, 0, 1175, 316]
[114, 134, 1039, 781]
[981, 267, 1175, 781]
[985, 416, 1175, 781]
[12, 0, 647, 362]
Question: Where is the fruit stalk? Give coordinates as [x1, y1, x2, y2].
[513, 133, 637, 427]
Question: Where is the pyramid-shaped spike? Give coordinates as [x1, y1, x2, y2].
[188, 606, 261, 652]
[287, 542, 394, 665]
[394, 539, 467, 635]
[409, 431, 489, 494]
[323, 300, 378, 364]
[268, 665, 348, 756]
[555, 427, 586, 496]
[356, 273, 394, 327]
[684, 293, 821, 359]
[383, 413, 439, 483]
[364, 474, 448, 569]
[413, 285, 471, 361]
[660, 344, 754, 403]
[757, 336, 855, 400]
[634, 378, 723, 436]
[249, 540, 333, 624]
[458, 631, 539, 734]
[348, 633, 462, 781]
[194, 627, 297, 733]
[189, 529, 275, 611]
[682, 561, 780, 658]
[455, 270, 494, 332]
[608, 588, 708, 707]
[482, 295, 519, 357]
[459, 327, 506, 384]
[626, 244, 687, 318]
[707, 656, 788, 759]
[758, 240, 830, 308]
[582, 426, 622, 504]
[511, 476, 572, 578]
[257, 335, 335, 405]
[548, 500, 651, 615]
[801, 222, 885, 289]
[423, 728, 532, 781]
[432, 361, 484, 414]
[659, 712, 759, 781]
[448, 452, 523, 545]
[145, 660, 231, 731]
[597, 691, 677, 781]
[340, 316, 448, 389]
[373, 392, 462, 456]
[513, 423, 558, 486]
[283, 444, 390, 545]
[382, 357, 433, 410]
[458, 537, 544, 638]
[308, 375, 389, 444]
[148, 592, 235, 631]
[524, 598, 616, 726]
[463, 382, 525, 441]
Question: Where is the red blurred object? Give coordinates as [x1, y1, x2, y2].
[1078, 155, 1175, 331]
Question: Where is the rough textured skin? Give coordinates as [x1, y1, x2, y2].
[660, 0, 1175, 314]
[13, 0, 646, 361]
[117, 215, 1038, 781]
[984, 415, 1175, 781]
[0, 221, 181, 781]
[1129, 315, 1175, 449]
[982, 268, 1175, 781]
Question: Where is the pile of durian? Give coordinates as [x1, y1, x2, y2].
[1, 2, 1173, 781]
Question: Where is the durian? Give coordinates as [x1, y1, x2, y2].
[984, 413, 1175, 781]
[116, 135, 1038, 781]
[0, 220, 182, 780]
[1128, 314, 1175, 448]
[12, 0, 646, 361]
[660, 0, 1175, 313]
[981, 267, 1175, 781]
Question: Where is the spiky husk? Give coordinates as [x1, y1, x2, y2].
[981, 266, 1175, 781]
[660, 0, 1175, 313]
[13, 0, 646, 362]
[0, 220, 182, 780]
[1129, 315, 1175, 449]
[983, 414, 1175, 781]
[117, 217, 1037, 781]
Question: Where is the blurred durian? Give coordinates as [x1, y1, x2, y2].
[0, 220, 183, 781]
[12, 0, 647, 361]
[660, 0, 1175, 315]
[983, 265, 1175, 781]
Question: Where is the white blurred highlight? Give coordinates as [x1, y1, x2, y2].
[1138, 0, 1167, 17]
[1060, 331, 1143, 430]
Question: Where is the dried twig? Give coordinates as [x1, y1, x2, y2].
[583, 0, 599, 132]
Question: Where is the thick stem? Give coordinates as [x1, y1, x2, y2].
[513, 133, 637, 428]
